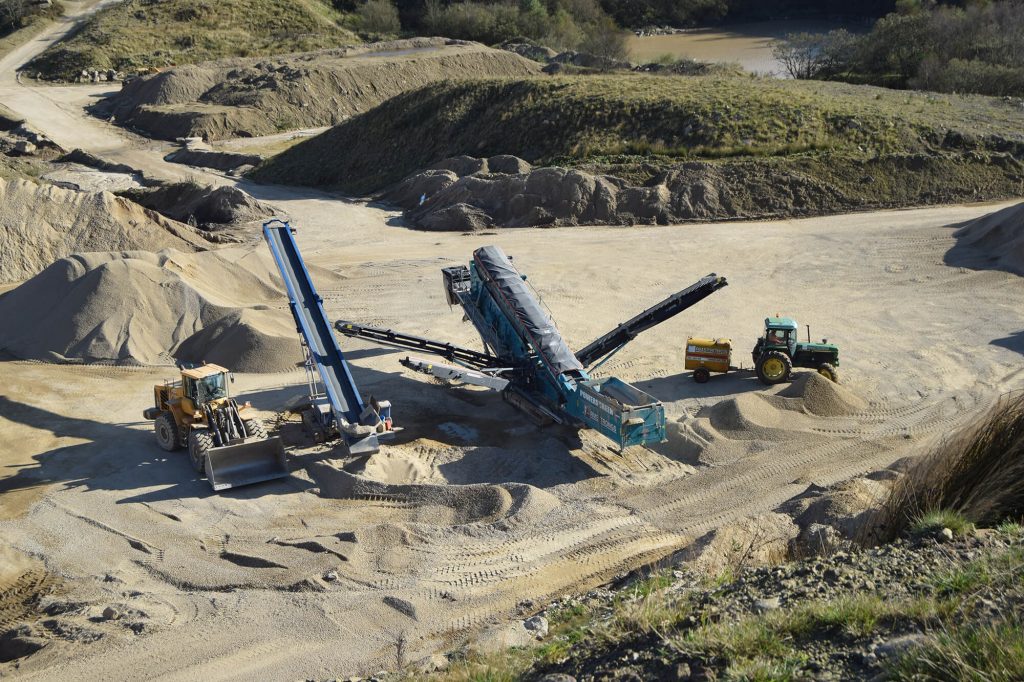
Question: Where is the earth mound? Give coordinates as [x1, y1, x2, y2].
[384, 158, 843, 229]
[173, 308, 300, 373]
[310, 462, 559, 527]
[0, 178, 209, 284]
[0, 247, 339, 370]
[950, 202, 1024, 274]
[104, 39, 539, 141]
[799, 372, 868, 417]
[122, 182, 277, 230]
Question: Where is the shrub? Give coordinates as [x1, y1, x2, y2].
[356, 0, 401, 33]
[0, 0, 32, 35]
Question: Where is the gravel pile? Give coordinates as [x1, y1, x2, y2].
[526, 528, 1022, 681]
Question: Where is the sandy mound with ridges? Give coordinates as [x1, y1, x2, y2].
[311, 462, 559, 528]
[0, 178, 209, 284]
[0, 247, 341, 370]
[952, 202, 1024, 274]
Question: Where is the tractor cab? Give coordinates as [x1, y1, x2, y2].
[762, 317, 799, 354]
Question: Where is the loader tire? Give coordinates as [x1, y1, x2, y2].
[243, 418, 267, 440]
[188, 429, 213, 474]
[154, 412, 181, 452]
[818, 363, 840, 383]
[693, 367, 711, 384]
[756, 351, 792, 385]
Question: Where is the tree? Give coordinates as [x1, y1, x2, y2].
[772, 32, 824, 79]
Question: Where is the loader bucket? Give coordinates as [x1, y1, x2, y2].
[204, 437, 288, 492]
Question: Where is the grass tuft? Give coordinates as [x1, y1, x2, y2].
[911, 508, 976, 537]
[871, 393, 1024, 542]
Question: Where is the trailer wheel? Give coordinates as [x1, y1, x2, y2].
[243, 418, 267, 440]
[756, 351, 792, 385]
[188, 429, 213, 474]
[154, 413, 181, 452]
[818, 363, 840, 383]
[693, 367, 711, 384]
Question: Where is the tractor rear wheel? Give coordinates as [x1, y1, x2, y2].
[188, 429, 213, 474]
[243, 418, 267, 440]
[818, 363, 840, 383]
[756, 351, 792, 385]
[693, 367, 711, 384]
[154, 412, 181, 452]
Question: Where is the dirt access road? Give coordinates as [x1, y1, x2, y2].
[2, 5, 1024, 679]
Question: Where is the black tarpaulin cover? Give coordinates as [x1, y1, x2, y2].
[473, 245, 584, 379]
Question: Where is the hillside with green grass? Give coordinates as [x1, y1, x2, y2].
[24, 0, 360, 80]
[251, 74, 1024, 197]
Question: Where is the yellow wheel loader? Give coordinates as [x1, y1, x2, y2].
[143, 363, 288, 491]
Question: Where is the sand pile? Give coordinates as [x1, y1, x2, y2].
[104, 39, 539, 141]
[383, 157, 845, 230]
[951, 202, 1024, 274]
[0, 247, 339, 369]
[799, 373, 868, 417]
[0, 178, 209, 284]
[122, 182, 277, 229]
[667, 376, 869, 466]
[704, 393, 819, 440]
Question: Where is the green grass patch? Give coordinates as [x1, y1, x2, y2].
[911, 509, 976, 537]
[24, 0, 359, 80]
[888, 619, 1024, 682]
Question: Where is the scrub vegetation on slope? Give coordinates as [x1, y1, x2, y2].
[23, 0, 359, 80]
[251, 75, 1024, 197]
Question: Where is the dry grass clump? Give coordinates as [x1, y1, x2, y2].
[873, 392, 1024, 541]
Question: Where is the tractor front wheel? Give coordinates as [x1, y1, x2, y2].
[188, 429, 213, 474]
[154, 413, 181, 452]
[693, 367, 711, 384]
[818, 363, 840, 383]
[756, 351, 792, 385]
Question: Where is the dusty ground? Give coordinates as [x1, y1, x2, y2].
[1, 4, 1024, 680]
[3, 198, 1024, 678]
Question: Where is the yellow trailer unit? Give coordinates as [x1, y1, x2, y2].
[685, 337, 733, 383]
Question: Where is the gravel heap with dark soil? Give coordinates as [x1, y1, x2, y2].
[511, 527, 1023, 681]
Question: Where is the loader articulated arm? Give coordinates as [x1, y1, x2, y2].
[575, 274, 728, 369]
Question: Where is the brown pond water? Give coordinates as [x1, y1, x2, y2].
[627, 20, 867, 75]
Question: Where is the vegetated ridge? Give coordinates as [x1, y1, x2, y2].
[22, 0, 359, 80]
[250, 75, 1024, 224]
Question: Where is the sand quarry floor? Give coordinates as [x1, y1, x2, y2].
[3, 199, 1024, 679]
[2, 5, 1024, 679]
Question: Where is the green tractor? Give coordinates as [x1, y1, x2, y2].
[752, 317, 840, 385]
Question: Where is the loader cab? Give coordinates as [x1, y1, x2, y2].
[181, 364, 231, 408]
